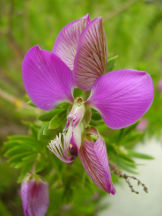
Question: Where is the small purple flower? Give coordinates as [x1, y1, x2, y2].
[22, 15, 154, 194]
[136, 118, 148, 131]
[21, 177, 49, 216]
[157, 79, 162, 92]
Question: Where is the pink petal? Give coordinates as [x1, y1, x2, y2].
[65, 97, 85, 128]
[48, 124, 82, 163]
[79, 137, 115, 194]
[21, 179, 49, 216]
[88, 69, 154, 129]
[136, 118, 148, 131]
[53, 14, 90, 71]
[157, 79, 162, 92]
[74, 17, 108, 91]
[22, 45, 74, 110]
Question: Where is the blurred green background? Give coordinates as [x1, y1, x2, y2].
[0, 0, 162, 215]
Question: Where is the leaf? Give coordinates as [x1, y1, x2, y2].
[8, 152, 30, 165]
[110, 153, 138, 174]
[43, 122, 50, 135]
[5, 146, 33, 158]
[127, 150, 154, 160]
[38, 102, 70, 121]
[4, 141, 33, 152]
[73, 88, 83, 98]
[37, 122, 48, 139]
[17, 164, 33, 183]
[8, 135, 37, 143]
[91, 108, 102, 121]
[48, 111, 66, 130]
[3, 135, 40, 171]
[29, 124, 39, 137]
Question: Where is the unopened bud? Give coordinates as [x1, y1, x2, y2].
[136, 118, 148, 131]
[20, 176, 49, 216]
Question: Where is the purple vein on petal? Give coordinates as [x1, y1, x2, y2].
[53, 14, 90, 71]
[74, 17, 108, 91]
[79, 137, 116, 194]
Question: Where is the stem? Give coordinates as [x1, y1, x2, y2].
[0, 88, 40, 114]
[0, 0, 24, 59]
[103, 0, 142, 23]
[110, 161, 148, 194]
[0, 88, 24, 108]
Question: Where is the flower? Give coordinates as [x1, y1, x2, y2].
[157, 79, 162, 92]
[48, 97, 84, 163]
[21, 176, 49, 216]
[22, 14, 154, 194]
[136, 118, 148, 131]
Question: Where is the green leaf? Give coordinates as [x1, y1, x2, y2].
[8, 135, 37, 143]
[8, 152, 30, 165]
[3, 140, 36, 152]
[73, 88, 83, 98]
[29, 124, 39, 137]
[91, 108, 102, 121]
[17, 164, 33, 183]
[38, 102, 70, 121]
[37, 122, 48, 139]
[127, 150, 154, 160]
[48, 111, 66, 130]
[5, 146, 33, 158]
[43, 122, 50, 135]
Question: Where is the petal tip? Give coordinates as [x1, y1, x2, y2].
[92, 16, 102, 24]
[22, 45, 41, 66]
[79, 137, 115, 195]
[53, 14, 90, 70]
[74, 15, 107, 90]
[83, 13, 90, 22]
[109, 186, 116, 195]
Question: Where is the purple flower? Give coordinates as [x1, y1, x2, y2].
[157, 79, 162, 92]
[22, 15, 154, 194]
[136, 118, 148, 131]
[21, 177, 49, 216]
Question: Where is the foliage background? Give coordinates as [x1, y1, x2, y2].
[0, 0, 162, 215]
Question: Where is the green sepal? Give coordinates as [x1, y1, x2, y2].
[38, 102, 70, 121]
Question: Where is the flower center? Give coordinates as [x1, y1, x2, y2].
[69, 144, 78, 157]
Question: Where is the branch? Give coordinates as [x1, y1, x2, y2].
[0, 88, 28, 109]
[103, 0, 142, 23]
[0, 88, 40, 115]
[110, 161, 148, 194]
[0, 0, 24, 59]
[7, 33, 24, 59]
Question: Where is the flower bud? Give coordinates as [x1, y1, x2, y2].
[157, 79, 162, 92]
[21, 176, 49, 216]
[136, 118, 148, 131]
[66, 97, 85, 128]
